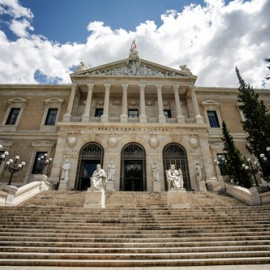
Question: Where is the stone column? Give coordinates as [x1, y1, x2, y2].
[101, 83, 111, 122]
[82, 83, 94, 122]
[190, 87, 203, 124]
[120, 84, 128, 122]
[63, 84, 77, 122]
[156, 84, 166, 123]
[139, 84, 147, 123]
[173, 85, 185, 123]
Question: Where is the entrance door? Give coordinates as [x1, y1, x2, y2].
[78, 160, 99, 190]
[163, 143, 191, 190]
[121, 143, 146, 191]
[124, 160, 143, 191]
[75, 142, 104, 190]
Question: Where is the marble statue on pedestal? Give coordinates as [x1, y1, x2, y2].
[152, 163, 159, 182]
[90, 164, 107, 190]
[107, 161, 115, 181]
[166, 164, 184, 190]
[61, 160, 70, 181]
[195, 161, 203, 182]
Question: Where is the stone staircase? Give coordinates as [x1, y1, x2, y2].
[0, 191, 270, 267]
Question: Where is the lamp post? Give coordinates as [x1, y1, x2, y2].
[242, 158, 260, 186]
[214, 155, 227, 175]
[37, 153, 52, 175]
[5, 156, 26, 185]
[0, 144, 9, 165]
[258, 147, 270, 181]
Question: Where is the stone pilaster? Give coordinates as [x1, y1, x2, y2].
[63, 84, 77, 122]
[190, 87, 203, 124]
[156, 84, 166, 123]
[139, 84, 147, 123]
[82, 83, 94, 122]
[173, 85, 185, 123]
[101, 83, 111, 122]
[120, 84, 128, 122]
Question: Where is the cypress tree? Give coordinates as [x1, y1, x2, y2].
[236, 67, 270, 179]
[222, 121, 253, 188]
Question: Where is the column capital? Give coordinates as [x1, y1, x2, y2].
[104, 83, 111, 89]
[121, 83, 129, 90]
[87, 83, 94, 90]
[156, 84, 163, 90]
[173, 84, 180, 91]
[139, 83, 146, 89]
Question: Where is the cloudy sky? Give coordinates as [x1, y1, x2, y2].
[0, 0, 269, 88]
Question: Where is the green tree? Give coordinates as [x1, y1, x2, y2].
[236, 67, 270, 179]
[222, 121, 253, 188]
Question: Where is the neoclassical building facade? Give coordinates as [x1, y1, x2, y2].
[1, 48, 269, 191]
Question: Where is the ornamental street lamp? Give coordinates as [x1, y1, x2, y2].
[5, 156, 26, 185]
[37, 153, 52, 175]
[258, 147, 270, 181]
[0, 144, 9, 166]
[242, 158, 260, 186]
[214, 155, 227, 176]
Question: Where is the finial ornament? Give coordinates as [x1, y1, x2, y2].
[129, 38, 139, 58]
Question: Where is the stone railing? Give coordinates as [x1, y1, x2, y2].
[225, 183, 270, 206]
[0, 176, 54, 206]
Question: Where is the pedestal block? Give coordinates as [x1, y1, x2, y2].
[58, 180, 69, 191]
[106, 181, 115, 192]
[153, 181, 161, 192]
[167, 188, 189, 208]
[84, 188, 105, 208]
[198, 181, 207, 192]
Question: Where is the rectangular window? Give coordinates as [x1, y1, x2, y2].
[164, 109, 172, 118]
[32, 152, 47, 174]
[207, 111, 220, 127]
[216, 153, 228, 176]
[6, 108, 20, 125]
[45, 108, 58, 125]
[95, 108, 103, 117]
[128, 109, 139, 118]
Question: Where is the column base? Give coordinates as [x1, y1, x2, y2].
[101, 115, 109, 122]
[177, 115, 185, 124]
[120, 115, 128, 122]
[81, 114, 90, 122]
[195, 115, 204, 124]
[63, 113, 71, 122]
[139, 115, 147, 123]
[84, 188, 105, 208]
[158, 115, 166, 123]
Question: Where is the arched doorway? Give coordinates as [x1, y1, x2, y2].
[121, 143, 146, 191]
[75, 142, 104, 190]
[163, 143, 191, 190]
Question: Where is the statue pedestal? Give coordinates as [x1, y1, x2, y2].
[153, 181, 161, 192]
[58, 180, 69, 191]
[84, 188, 105, 208]
[198, 181, 207, 192]
[106, 181, 115, 192]
[167, 188, 189, 208]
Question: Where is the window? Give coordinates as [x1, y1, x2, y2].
[95, 108, 103, 117]
[32, 152, 47, 174]
[207, 111, 220, 128]
[164, 109, 172, 118]
[6, 108, 20, 125]
[128, 109, 138, 118]
[45, 108, 58, 125]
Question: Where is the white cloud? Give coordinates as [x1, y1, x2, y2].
[0, 0, 269, 88]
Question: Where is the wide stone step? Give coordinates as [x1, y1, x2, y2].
[1, 239, 269, 248]
[1, 256, 270, 267]
[2, 245, 270, 253]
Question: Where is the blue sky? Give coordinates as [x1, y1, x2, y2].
[0, 0, 269, 87]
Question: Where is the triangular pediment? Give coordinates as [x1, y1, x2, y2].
[70, 56, 196, 81]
